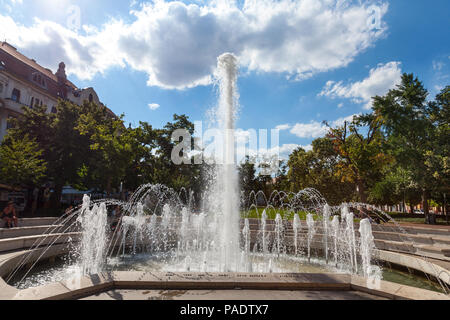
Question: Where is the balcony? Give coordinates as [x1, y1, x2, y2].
[2, 98, 30, 115]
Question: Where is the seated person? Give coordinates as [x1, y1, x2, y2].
[1, 201, 18, 228]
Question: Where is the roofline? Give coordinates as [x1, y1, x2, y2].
[0, 69, 60, 102]
[0, 41, 77, 90]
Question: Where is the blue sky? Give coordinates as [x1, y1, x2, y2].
[1, 0, 449, 158]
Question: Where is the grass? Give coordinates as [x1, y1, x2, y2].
[242, 207, 318, 221]
[241, 207, 364, 223]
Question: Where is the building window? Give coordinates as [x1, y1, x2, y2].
[30, 97, 34, 108]
[6, 116, 16, 130]
[51, 106, 57, 114]
[31, 72, 47, 88]
[11, 88, 21, 103]
[0, 83, 3, 94]
[89, 94, 93, 103]
[31, 73, 47, 88]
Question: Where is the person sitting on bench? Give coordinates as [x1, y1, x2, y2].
[1, 201, 18, 228]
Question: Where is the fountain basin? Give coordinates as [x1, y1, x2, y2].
[2, 246, 448, 297]
[2, 270, 448, 300]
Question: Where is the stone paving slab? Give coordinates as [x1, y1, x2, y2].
[0, 277, 18, 300]
[12, 281, 72, 300]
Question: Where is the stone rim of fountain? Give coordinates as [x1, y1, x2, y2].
[1, 269, 449, 300]
[1, 244, 449, 300]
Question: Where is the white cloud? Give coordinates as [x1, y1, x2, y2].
[290, 114, 359, 138]
[238, 143, 311, 162]
[319, 61, 402, 109]
[148, 103, 160, 110]
[266, 143, 312, 159]
[0, 0, 388, 89]
[275, 124, 291, 131]
[332, 114, 359, 127]
[290, 121, 328, 138]
[279, 143, 312, 154]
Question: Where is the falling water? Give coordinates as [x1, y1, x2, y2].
[242, 219, 251, 272]
[343, 206, 358, 272]
[359, 219, 374, 278]
[293, 214, 301, 255]
[274, 213, 283, 256]
[331, 215, 340, 266]
[214, 53, 240, 271]
[242, 219, 250, 253]
[77, 195, 108, 275]
[261, 209, 268, 254]
[306, 214, 316, 262]
[323, 205, 331, 263]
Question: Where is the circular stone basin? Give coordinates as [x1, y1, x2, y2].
[7, 252, 446, 294]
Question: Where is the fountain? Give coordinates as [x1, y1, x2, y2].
[3, 54, 449, 299]
[215, 53, 241, 272]
[293, 214, 301, 256]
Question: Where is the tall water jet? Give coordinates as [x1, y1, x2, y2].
[343, 205, 358, 272]
[331, 215, 340, 267]
[323, 205, 331, 264]
[242, 218, 250, 253]
[293, 214, 301, 255]
[214, 53, 240, 271]
[306, 214, 316, 263]
[77, 195, 108, 275]
[274, 213, 283, 256]
[359, 219, 375, 278]
[260, 209, 268, 254]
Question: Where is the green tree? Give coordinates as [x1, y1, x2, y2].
[6, 102, 92, 208]
[238, 156, 259, 196]
[76, 103, 137, 195]
[0, 135, 47, 188]
[427, 86, 450, 220]
[368, 166, 421, 211]
[152, 114, 202, 196]
[326, 114, 391, 203]
[273, 160, 290, 192]
[372, 74, 443, 222]
[287, 138, 355, 205]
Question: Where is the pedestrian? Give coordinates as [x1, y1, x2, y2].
[1, 201, 19, 228]
[64, 204, 74, 218]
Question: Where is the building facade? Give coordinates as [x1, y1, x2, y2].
[0, 41, 112, 142]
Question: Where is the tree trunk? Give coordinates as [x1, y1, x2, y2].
[422, 190, 433, 225]
[357, 180, 367, 203]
